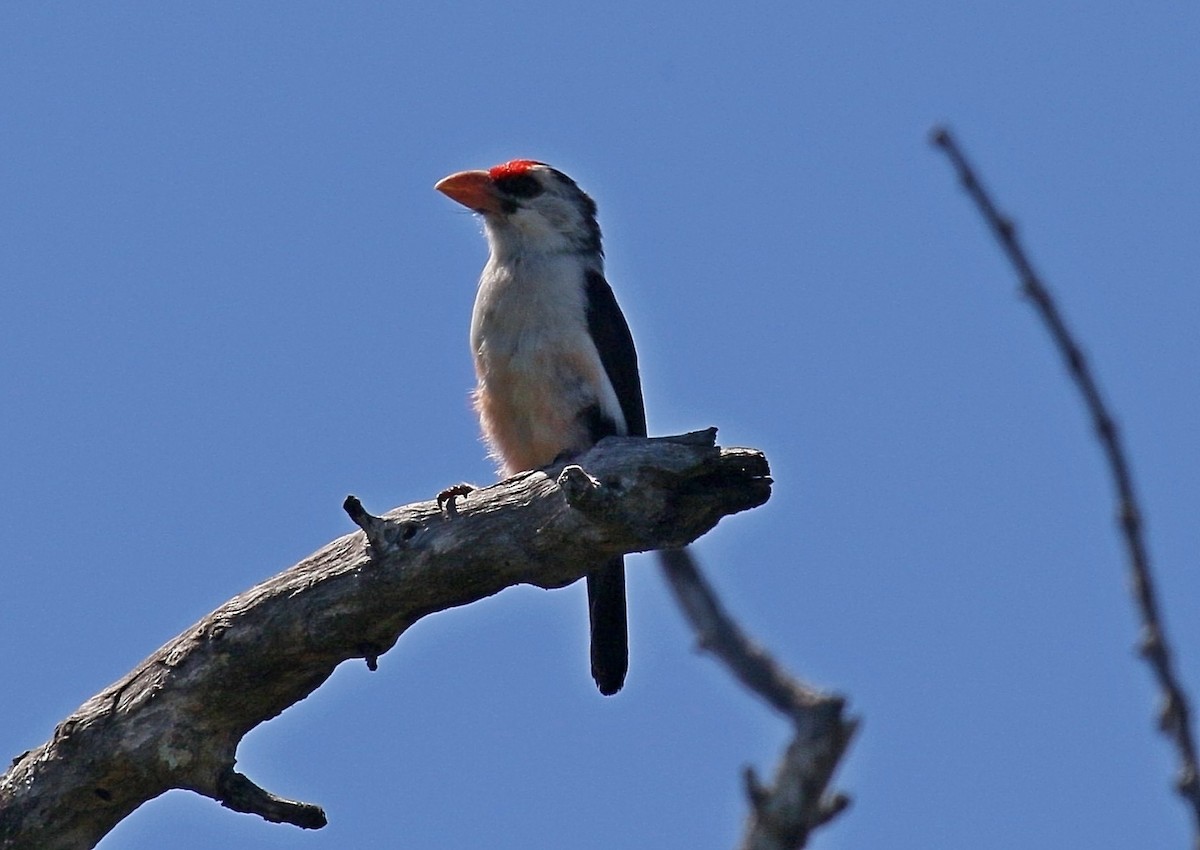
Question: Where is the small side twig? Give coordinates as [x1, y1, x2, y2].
[931, 125, 1200, 841]
[215, 768, 326, 829]
[659, 548, 856, 849]
[342, 495, 389, 552]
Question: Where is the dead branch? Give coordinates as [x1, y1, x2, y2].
[659, 549, 856, 849]
[0, 430, 770, 850]
[931, 126, 1200, 844]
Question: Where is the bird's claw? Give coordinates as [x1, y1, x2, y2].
[437, 483, 476, 516]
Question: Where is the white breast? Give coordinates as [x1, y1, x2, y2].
[469, 254, 626, 475]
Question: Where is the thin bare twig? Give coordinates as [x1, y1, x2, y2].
[931, 126, 1200, 844]
[659, 548, 856, 849]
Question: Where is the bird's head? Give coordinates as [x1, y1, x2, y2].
[435, 160, 602, 259]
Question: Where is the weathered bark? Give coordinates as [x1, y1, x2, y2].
[0, 430, 770, 850]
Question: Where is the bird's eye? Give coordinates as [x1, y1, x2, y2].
[495, 174, 543, 199]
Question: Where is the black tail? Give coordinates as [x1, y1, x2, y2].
[586, 557, 628, 695]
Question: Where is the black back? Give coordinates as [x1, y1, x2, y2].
[584, 269, 647, 439]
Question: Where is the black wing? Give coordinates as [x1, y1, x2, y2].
[584, 269, 647, 438]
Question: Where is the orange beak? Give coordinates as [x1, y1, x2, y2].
[435, 169, 503, 214]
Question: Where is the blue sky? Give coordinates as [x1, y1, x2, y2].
[2, 3, 1198, 848]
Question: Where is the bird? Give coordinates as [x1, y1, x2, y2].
[435, 159, 645, 696]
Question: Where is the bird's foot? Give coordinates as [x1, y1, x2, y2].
[437, 483, 476, 516]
